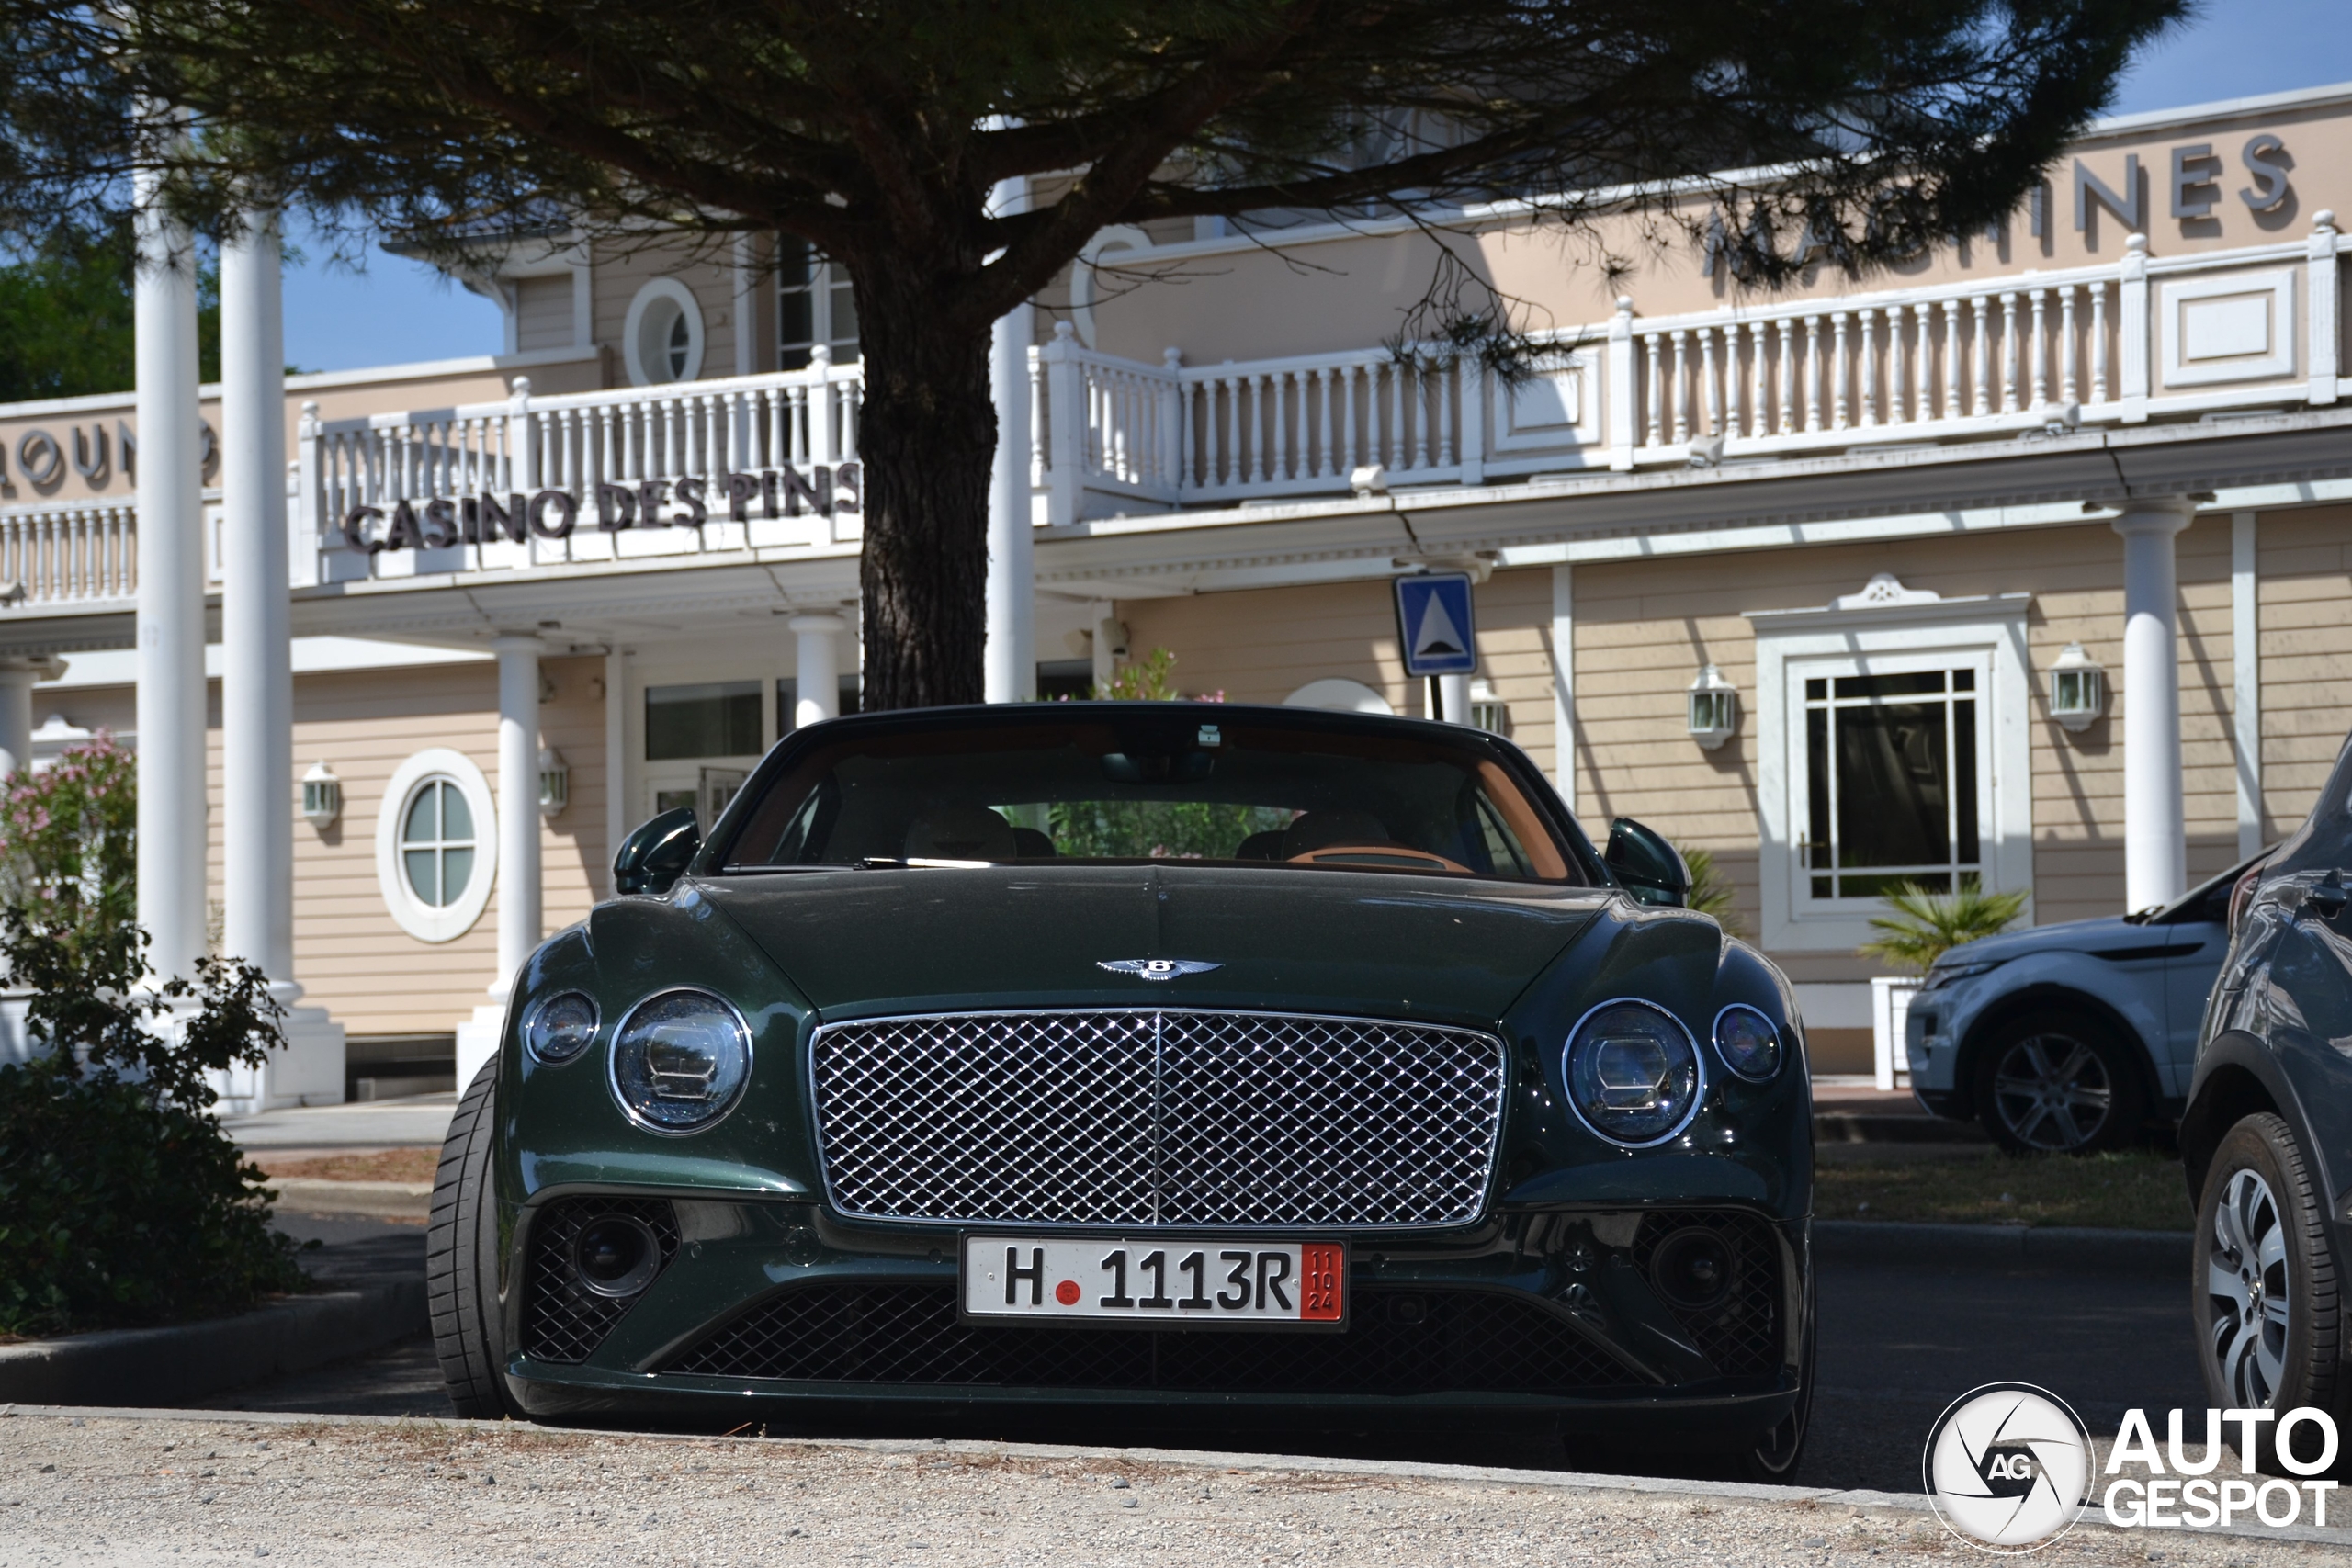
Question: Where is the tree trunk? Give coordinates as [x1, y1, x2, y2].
[851, 261, 995, 711]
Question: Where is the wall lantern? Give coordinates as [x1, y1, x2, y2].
[300, 761, 342, 829]
[1687, 665, 1738, 750]
[1468, 678, 1510, 736]
[2048, 642, 2106, 732]
[537, 746, 570, 818]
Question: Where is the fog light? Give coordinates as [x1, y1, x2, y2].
[572, 1214, 661, 1299]
[1649, 1227, 1736, 1313]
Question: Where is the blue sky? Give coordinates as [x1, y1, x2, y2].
[280, 1, 2352, 374]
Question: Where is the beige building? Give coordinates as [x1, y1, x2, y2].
[2, 82, 2348, 1098]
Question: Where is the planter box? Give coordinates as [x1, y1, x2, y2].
[1869, 976, 1921, 1092]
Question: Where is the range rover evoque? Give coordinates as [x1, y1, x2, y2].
[426, 702, 1816, 1475]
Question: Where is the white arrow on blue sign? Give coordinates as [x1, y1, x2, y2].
[1394, 572, 1477, 677]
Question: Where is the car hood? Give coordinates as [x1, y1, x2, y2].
[690, 863, 1610, 1024]
[1942, 913, 2175, 966]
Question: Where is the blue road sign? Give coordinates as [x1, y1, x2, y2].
[1394, 572, 1477, 677]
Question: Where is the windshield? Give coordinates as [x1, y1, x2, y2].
[718, 711, 1580, 883]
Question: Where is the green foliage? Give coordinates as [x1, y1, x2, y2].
[1098, 647, 1181, 701]
[0, 221, 220, 401]
[0, 742, 302, 1337]
[1047, 800, 1290, 862]
[1859, 881, 2030, 974]
[0, 1056, 304, 1337]
[1679, 843, 1744, 938]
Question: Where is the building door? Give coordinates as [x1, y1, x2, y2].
[643, 680, 764, 826]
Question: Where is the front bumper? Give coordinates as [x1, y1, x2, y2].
[500, 1195, 1809, 1440]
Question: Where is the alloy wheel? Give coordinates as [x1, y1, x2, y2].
[1989, 1032, 2113, 1151]
[2207, 1167, 2291, 1409]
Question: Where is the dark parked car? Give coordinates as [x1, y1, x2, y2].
[1906, 854, 2262, 1153]
[2181, 729, 2352, 1473]
[428, 703, 1815, 1475]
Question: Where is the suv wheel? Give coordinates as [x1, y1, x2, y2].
[426, 1058, 517, 1419]
[2191, 1113, 2346, 1475]
[1973, 1012, 2144, 1154]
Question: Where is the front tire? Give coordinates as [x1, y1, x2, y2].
[2190, 1113, 2346, 1475]
[426, 1058, 515, 1419]
[1973, 1012, 2144, 1154]
[1734, 1311, 1815, 1483]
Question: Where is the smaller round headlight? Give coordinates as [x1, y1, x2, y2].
[1713, 1003, 1783, 1082]
[610, 989, 752, 1133]
[1564, 998, 1702, 1146]
[524, 991, 600, 1065]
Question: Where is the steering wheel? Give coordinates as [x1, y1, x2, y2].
[1286, 841, 1474, 874]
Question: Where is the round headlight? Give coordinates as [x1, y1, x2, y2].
[1563, 998, 1702, 1146]
[610, 989, 752, 1134]
[524, 991, 600, 1065]
[1712, 1003, 1783, 1082]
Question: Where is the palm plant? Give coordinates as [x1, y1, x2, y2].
[1679, 844, 1745, 938]
[1859, 882, 2029, 974]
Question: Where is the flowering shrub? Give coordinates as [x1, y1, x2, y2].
[0, 732, 135, 950]
[0, 739, 306, 1337]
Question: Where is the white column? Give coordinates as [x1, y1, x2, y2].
[2115, 501, 2193, 911]
[134, 159, 208, 980]
[792, 615, 844, 728]
[2232, 513, 2262, 860]
[492, 636, 543, 994]
[1550, 563, 1576, 810]
[0, 660, 39, 778]
[984, 174, 1036, 703]
[220, 211, 295, 984]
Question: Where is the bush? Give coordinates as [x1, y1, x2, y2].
[0, 740, 305, 1338]
[1858, 881, 2030, 974]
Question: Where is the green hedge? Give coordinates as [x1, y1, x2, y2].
[0, 1062, 302, 1337]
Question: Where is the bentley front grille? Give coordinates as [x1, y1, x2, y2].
[809, 1010, 1507, 1229]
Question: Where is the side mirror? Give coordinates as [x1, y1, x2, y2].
[614, 807, 701, 897]
[1606, 818, 1690, 908]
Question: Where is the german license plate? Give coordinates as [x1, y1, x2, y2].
[961, 1236, 1346, 1327]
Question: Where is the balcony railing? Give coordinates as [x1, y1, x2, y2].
[0, 217, 2335, 610]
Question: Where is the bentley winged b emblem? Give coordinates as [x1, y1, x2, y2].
[1098, 958, 1223, 982]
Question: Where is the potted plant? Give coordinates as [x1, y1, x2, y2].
[1858, 882, 2029, 1089]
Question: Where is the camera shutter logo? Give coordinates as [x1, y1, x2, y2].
[1923, 1383, 2092, 1551]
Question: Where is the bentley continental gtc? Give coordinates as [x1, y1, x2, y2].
[426, 702, 1815, 1474]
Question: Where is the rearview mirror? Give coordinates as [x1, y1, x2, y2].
[614, 807, 701, 897]
[1606, 818, 1690, 908]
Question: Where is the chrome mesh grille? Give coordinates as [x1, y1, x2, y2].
[810, 1010, 1506, 1228]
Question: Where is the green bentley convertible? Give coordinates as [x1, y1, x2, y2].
[427, 702, 1815, 1475]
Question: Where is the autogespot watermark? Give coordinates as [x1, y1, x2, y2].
[1922, 1384, 2341, 1552]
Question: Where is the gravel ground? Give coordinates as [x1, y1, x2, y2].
[1, 1408, 2338, 1566]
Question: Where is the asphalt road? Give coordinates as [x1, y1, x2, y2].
[209, 1214, 2205, 1495]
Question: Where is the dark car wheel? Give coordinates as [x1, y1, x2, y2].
[426, 1058, 516, 1419]
[2191, 1114, 2347, 1476]
[1733, 1312, 1815, 1484]
[1973, 1013, 2145, 1154]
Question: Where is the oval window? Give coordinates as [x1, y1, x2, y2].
[667, 310, 693, 378]
[401, 776, 478, 908]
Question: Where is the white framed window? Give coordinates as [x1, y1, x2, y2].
[375, 748, 498, 943]
[1748, 576, 2033, 952]
[778, 240, 858, 368]
[622, 276, 707, 386]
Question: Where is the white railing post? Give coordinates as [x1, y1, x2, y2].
[1159, 348, 1184, 494]
[1606, 298, 1635, 470]
[294, 400, 322, 588]
[2119, 234, 2150, 423]
[1043, 322, 1084, 527]
[808, 346, 837, 466]
[2308, 209, 2339, 407]
[507, 376, 537, 491]
[1458, 354, 1485, 485]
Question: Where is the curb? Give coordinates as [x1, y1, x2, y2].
[1813, 1112, 1985, 1145]
[0, 1273, 425, 1406]
[267, 1176, 433, 1220]
[2, 1405, 2344, 1550]
[1815, 1219, 2190, 1275]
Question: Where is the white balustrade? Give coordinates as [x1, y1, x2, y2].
[0, 500, 138, 605]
